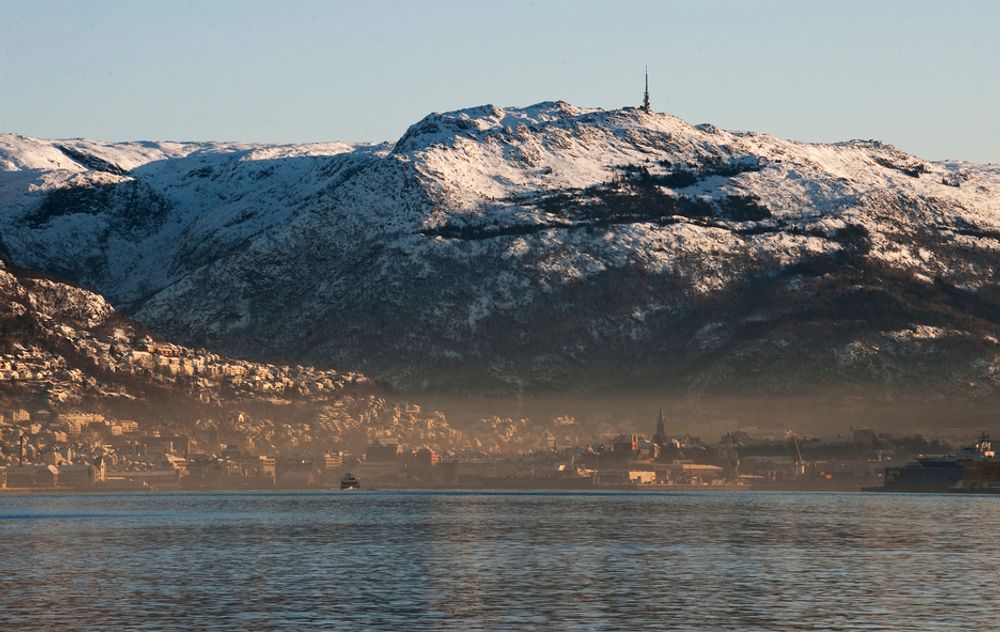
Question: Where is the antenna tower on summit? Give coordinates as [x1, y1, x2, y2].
[641, 66, 651, 113]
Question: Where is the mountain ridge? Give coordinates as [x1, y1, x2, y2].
[3, 102, 1000, 400]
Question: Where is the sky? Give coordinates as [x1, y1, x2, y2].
[2, 0, 998, 162]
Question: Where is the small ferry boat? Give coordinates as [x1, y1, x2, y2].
[340, 473, 360, 490]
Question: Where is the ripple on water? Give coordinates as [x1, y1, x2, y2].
[1, 491, 998, 630]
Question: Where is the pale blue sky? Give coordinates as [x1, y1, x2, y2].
[2, 0, 998, 161]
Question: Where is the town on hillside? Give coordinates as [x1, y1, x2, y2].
[0, 399, 972, 492]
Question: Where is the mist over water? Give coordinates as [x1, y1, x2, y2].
[1, 491, 997, 630]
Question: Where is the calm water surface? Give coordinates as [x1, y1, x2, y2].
[0, 491, 997, 630]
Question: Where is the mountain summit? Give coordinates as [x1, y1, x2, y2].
[3, 103, 1000, 399]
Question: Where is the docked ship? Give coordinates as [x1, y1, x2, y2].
[868, 433, 1000, 493]
[340, 473, 360, 490]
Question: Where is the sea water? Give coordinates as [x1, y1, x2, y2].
[0, 491, 996, 630]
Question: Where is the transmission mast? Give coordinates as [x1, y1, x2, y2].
[641, 66, 651, 113]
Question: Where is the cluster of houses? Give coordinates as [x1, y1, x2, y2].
[3, 396, 947, 492]
[121, 338, 370, 397]
[3, 323, 369, 402]
[0, 400, 560, 491]
[0, 350, 65, 382]
[0, 284, 374, 414]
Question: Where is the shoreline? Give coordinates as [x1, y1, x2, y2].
[2, 484, 876, 495]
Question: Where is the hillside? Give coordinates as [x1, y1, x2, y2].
[0, 258, 391, 450]
[3, 102, 1000, 401]
[0, 260, 581, 453]
[0, 258, 370, 401]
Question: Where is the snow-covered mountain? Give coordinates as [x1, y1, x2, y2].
[3, 101, 1000, 399]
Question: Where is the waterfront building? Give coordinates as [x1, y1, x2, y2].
[365, 443, 402, 463]
[628, 470, 656, 484]
[665, 462, 725, 485]
[93, 456, 108, 482]
[6, 464, 58, 488]
[413, 447, 441, 469]
[271, 454, 317, 488]
[635, 438, 660, 460]
[853, 427, 877, 453]
[57, 463, 95, 488]
[258, 455, 277, 479]
[612, 434, 639, 456]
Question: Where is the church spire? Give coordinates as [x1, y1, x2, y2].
[641, 66, 651, 113]
[653, 404, 666, 446]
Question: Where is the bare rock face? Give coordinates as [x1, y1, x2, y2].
[2, 103, 1000, 400]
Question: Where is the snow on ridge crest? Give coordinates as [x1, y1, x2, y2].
[0, 133, 257, 174]
[393, 101, 617, 154]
